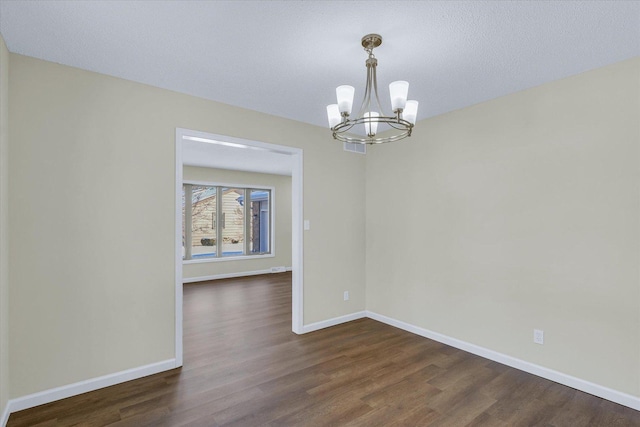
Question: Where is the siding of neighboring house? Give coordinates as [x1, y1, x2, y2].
[220, 189, 244, 244]
[187, 187, 245, 248]
[190, 193, 216, 247]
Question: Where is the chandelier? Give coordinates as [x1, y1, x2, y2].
[326, 34, 419, 145]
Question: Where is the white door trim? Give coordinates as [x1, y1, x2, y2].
[175, 128, 304, 365]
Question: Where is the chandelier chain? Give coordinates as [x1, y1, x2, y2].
[365, 45, 375, 59]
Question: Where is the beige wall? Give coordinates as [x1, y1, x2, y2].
[183, 166, 292, 280]
[366, 58, 640, 396]
[0, 33, 10, 416]
[9, 54, 366, 398]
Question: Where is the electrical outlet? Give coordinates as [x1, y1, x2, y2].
[533, 329, 544, 345]
[343, 291, 349, 301]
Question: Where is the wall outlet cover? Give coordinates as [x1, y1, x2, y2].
[533, 329, 544, 345]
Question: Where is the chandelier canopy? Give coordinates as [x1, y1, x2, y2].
[326, 34, 418, 145]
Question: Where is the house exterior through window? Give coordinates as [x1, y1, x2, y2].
[182, 183, 272, 261]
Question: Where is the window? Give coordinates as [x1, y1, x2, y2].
[182, 183, 272, 261]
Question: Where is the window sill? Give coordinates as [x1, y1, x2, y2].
[183, 253, 275, 264]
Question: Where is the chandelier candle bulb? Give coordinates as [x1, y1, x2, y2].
[326, 104, 341, 128]
[336, 85, 355, 115]
[364, 111, 380, 136]
[403, 100, 419, 125]
[389, 81, 409, 112]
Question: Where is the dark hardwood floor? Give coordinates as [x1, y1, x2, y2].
[8, 272, 640, 426]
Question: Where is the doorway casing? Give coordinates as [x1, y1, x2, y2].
[174, 128, 304, 366]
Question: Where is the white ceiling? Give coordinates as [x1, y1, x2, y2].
[1, 1, 638, 174]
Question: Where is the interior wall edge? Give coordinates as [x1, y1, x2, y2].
[0, 31, 10, 427]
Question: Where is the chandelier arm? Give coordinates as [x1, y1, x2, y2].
[356, 63, 373, 119]
[371, 63, 387, 117]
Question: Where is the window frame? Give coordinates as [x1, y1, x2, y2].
[182, 180, 275, 264]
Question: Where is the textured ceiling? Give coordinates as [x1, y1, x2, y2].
[1, 1, 638, 130]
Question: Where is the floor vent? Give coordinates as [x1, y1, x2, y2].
[343, 141, 366, 154]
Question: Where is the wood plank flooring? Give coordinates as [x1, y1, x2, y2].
[8, 272, 640, 426]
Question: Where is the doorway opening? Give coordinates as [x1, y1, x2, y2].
[174, 128, 304, 366]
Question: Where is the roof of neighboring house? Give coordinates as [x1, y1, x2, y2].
[184, 186, 269, 207]
[192, 187, 216, 204]
[184, 186, 243, 206]
[237, 191, 269, 206]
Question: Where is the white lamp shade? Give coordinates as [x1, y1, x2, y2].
[389, 81, 409, 112]
[403, 100, 418, 125]
[364, 111, 379, 136]
[336, 85, 355, 115]
[326, 104, 341, 128]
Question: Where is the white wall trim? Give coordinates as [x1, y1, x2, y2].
[301, 311, 367, 334]
[174, 129, 184, 367]
[4, 359, 176, 419]
[183, 268, 291, 283]
[1, 403, 9, 427]
[290, 144, 304, 334]
[183, 253, 276, 264]
[176, 128, 304, 340]
[366, 311, 640, 411]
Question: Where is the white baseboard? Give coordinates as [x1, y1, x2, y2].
[183, 267, 293, 284]
[302, 311, 367, 334]
[1, 403, 9, 427]
[183, 269, 269, 283]
[4, 358, 177, 421]
[366, 311, 640, 411]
